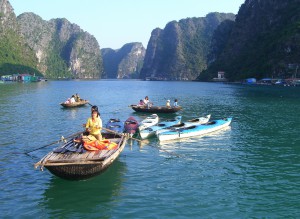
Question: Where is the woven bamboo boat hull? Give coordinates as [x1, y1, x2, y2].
[35, 133, 126, 180]
[46, 162, 110, 180]
[60, 100, 89, 108]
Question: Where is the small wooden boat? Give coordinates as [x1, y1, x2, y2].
[138, 114, 159, 131]
[156, 114, 211, 135]
[131, 105, 182, 113]
[34, 132, 126, 180]
[124, 116, 139, 136]
[139, 116, 182, 139]
[60, 100, 89, 108]
[105, 118, 124, 133]
[158, 118, 232, 141]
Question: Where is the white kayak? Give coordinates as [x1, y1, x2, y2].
[138, 114, 159, 131]
[158, 118, 232, 141]
[139, 116, 182, 139]
[156, 114, 211, 135]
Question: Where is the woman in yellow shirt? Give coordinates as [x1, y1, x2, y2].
[85, 110, 102, 140]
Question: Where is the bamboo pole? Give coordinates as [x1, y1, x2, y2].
[25, 131, 83, 155]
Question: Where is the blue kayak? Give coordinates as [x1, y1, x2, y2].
[105, 118, 124, 133]
[158, 118, 232, 141]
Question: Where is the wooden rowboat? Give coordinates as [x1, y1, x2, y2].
[131, 105, 182, 113]
[34, 132, 126, 180]
[60, 100, 89, 108]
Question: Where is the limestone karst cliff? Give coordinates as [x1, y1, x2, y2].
[101, 42, 145, 79]
[140, 13, 235, 80]
[17, 12, 103, 79]
[200, 0, 300, 81]
[0, 0, 39, 76]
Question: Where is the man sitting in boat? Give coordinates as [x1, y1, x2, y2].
[75, 93, 81, 102]
[166, 99, 171, 108]
[85, 110, 102, 140]
[143, 96, 149, 105]
[70, 95, 76, 103]
[143, 96, 153, 108]
[138, 99, 144, 106]
[174, 99, 179, 107]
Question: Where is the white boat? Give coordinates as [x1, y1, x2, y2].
[158, 118, 232, 141]
[138, 114, 159, 131]
[139, 116, 182, 139]
[156, 114, 211, 135]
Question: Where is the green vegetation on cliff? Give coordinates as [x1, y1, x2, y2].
[44, 40, 71, 78]
[0, 30, 40, 75]
[141, 13, 235, 80]
[102, 42, 145, 79]
[200, 0, 300, 81]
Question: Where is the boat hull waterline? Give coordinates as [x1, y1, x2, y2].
[131, 105, 182, 113]
[60, 100, 89, 108]
[34, 132, 126, 180]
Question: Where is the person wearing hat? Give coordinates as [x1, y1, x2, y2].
[166, 99, 171, 108]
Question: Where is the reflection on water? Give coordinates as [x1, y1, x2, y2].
[61, 107, 87, 119]
[1, 81, 300, 218]
[42, 160, 127, 217]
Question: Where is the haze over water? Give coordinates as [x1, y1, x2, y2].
[0, 80, 299, 218]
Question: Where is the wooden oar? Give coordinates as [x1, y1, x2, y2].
[101, 127, 181, 158]
[101, 127, 142, 142]
[24, 131, 83, 155]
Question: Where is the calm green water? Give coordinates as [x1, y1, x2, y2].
[0, 81, 300, 218]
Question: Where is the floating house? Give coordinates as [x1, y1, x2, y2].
[16, 74, 39, 82]
[1, 73, 41, 82]
[1, 75, 13, 81]
[212, 71, 227, 82]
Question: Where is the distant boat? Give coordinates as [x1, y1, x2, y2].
[34, 132, 126, 180]
[60, 100, 89, 108]
[158, 118, 232, 141]
[38, 77, 48, 82]
[131, 105, 182, 113]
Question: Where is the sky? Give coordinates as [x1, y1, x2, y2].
[10, 0, 245, 50]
